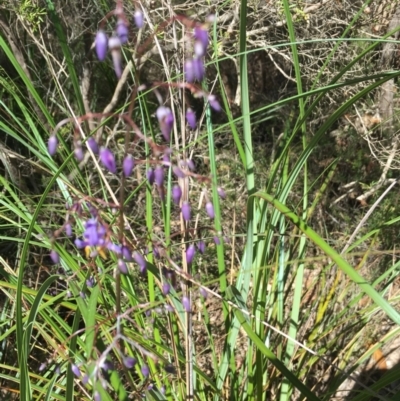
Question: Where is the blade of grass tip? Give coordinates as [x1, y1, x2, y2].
[254, 191, 400, 325]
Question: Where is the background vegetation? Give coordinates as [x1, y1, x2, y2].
[1, 0, 400, 400]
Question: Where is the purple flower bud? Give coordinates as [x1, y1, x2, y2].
[217, 186, 226, 199]
[141, 364, 150, 377]
[182, 296, 191, 312]
[82, 374, 89, 385]
[121, 246, 133, 261]
[186, 244, 196, 264]
[116, 19, 129, 44]
[156, 106, 174, 142]
[186, 159, 195, 171]
[213, 236, 221, 245]
[133, 251, 147, 274]
[74, 146, 84, 161]
[181, 201, 191, 221]
[197, 240, 206, 254]
[107, 242, 122, 255]
[48, 136, 58, 156]
[172, 185, 182, 205]
[184, 58, 205, 82]
[118, 259, 128, 274]
[87, 137, 99, 154]
[74, 238, 86, 249]
[94, 391, 101, 401]
[71, 364, 81, 377]
[147, 167, 155, 185]
[173, 166, 185, 178]
[165, 304, 174, 312]
[86, 276, 95, 287]
[193, 26, 209, 57]
[162, 282, 170, 295]
[39, 362, 47, 372]
[205, 202, 215, 219]
[208, 94, 221, 112]
[123, 356, 137, 369]
[186, 108, 197, 129]
[154, 166, 164, 186]
[134, 10, 144, 28]
[50, 250, 60, 264]
[95, 30, 108, 61]
[109, 36, 122, 78]
[79, 291, 86, 299]
[99, 147, 117, 174]
[161, 386, 166, 395]
[199, 287, 208, 298]
[123, 154, 135, 177]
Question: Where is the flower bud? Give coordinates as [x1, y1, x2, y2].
[208, 94, 221, 112]
[193, 26, 209, 57]
[205, 201, 215, 219]
[173, 166, 185, 178]
[94, 391, 101, 401]
[156, 106, 174, 142]
[121, 246, 133, 261]
[123, 356, 137, 369]
[48, 136, 58, 156]
[118, 259, 128, 274]
[147, 167, 155, 185]
[109, 36, 122, 78]
[213, 236, 221, 245]
[95, 30, 108, 61]
[197, 240, 206, 254]
[74, 146, 84, 162]
[71, 364, 81, 377]
[182, 296, 191, 312]
[162, 282, 170, 295]
[181, 201, 191, 221]
[99, 147, 117, 174]
[123, 154, 135, 177]
[50, 250, 60, 264]
[134, 10, 144, 28]
[186, 108, 197, 129]
[154, 166, 164, 186]
[186, 159, 195, 171]
[172, 185, 182, 205]
[87, 137, 99, 154]
[133, 251, 147, 274]
[186, 244, 196, 264]
[184, 58, 204, 82]
[199, 287, 208, 298]
[141, 364, 150, 377]
[217, 186, 226, 199]
[116, 19, 129, 44]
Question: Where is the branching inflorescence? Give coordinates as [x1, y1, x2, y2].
[45, 0, 225, 397]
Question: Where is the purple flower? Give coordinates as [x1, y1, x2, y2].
[123, 356, 137, 369]
[116, 19, 129, 44]
[186, 108, 197, 129]
[217, 186, 226, 199]
[181, 201, 191, 221]
[122, 246, 133, 261]
[156, 106, 174, 142]
[74, 238, 87, 249]
[186, 244, 196, 264]
[184, 58, 205, 82]
[107, 242, 122, 255]
[87, 137, 99, 154]
[147, 167, 155, 185]
[172, 185, 182, 205]
[65, 223, 72, 237]
[80, 291, 86, 299]
[173, 166, 185, 178]
[199, 287, 208, 298]
[134, 10, 144, 28]
[182, 296, 191, 312]
[86, 276, 95, 287]
[84, 218, 107, 247]
[141, 364, 150, 377]
[208, 94, 221, 112]
[118, 259, 128, 274]
[162, 282, 170, 295]
[133, 251, 147, 274]
[154, 166, 164, 186]
[213, 236, 221, 245]
[50, 250, 60, 264]
[48, 136, 58, 156]
[197, 240, 206, 254]
[71, 364, 81, 377]
[205, 202, 215, 219]
[99, 147, 117, 174]
[95, 30, 108, 61]
[94, 392, 101, 401]
[186, 159, 195, 171]
[193, 26, 209, 57]
[74, 146, 84, 162]
[123, 154, 135, 177]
